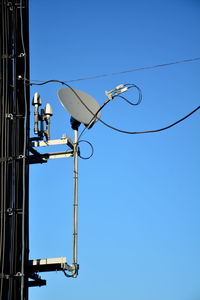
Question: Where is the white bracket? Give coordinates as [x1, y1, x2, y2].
[31, 136, 74, 150]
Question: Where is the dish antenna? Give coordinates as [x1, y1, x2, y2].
[57, 88, 101, 129]
[29, 83, 134, 281]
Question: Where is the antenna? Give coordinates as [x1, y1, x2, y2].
[57, 88, 101, 128]
[29, 87, 102, 280]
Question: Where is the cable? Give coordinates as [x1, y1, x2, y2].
[0, 2, 8, 297]
[98, 105, 200, 135]
[78, 140, 94, 160]
[29, 80, 97, 118]
[77, 98, 110, 141]
[29, 57, 200, 83]
[29, 79, 112, 135]
[119, 83, 142, 106]
[29, 79, 200, 135]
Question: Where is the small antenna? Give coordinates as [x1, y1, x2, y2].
[44, 103, 53, 140]
[32, 93, 53, 140]
[32, 92, 42, 135]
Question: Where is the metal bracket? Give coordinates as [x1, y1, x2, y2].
[28, 135, 74, 164]
[28, 150, 74, 164]
[6, 208, 23, 216]
[30, 136, 74, 150]
[28, 273, 46, 287]
[28, 257, 75, 274]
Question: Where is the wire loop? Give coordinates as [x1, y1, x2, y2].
[78, 140, 94, 160]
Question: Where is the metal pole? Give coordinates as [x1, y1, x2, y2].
[73, 129, 79, 276]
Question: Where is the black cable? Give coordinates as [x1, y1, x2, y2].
[0, 3, 5, 297]
[77, 83, 142, 140]
[29, 79, 200, 135]
[77, 98, 110, 141]
[78, 140, 94, 160]
[122, 83, 142, 105]
[29, 79, 111, 140]
[0, 2, 9, 297]
[118, 93, 142, 106]
[29, 79, 99, 120]
[98, 105, 200, 134]
[63, 269, 77, 278]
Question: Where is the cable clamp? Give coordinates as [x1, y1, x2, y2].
[7, 208, 14, 215]
[7, 2, 14, 10]
[6, 208, 23, 216]
[18, 53, 26, 58]
[15, 272, 24, 277]
[17, 75, 23, 80]
[17, 76, 30, 85]
[105, 84, 128, 100]
[17, 154, 26, 159]
[5, 113, 25, 119]
[6, 113, 14, 120]
[15, 154, 26, 161]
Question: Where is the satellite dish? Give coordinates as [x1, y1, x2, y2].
[57, 88, 101, 128]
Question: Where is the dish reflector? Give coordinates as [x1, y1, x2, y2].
[57, 88, 101, 127]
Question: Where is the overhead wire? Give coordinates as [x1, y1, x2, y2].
[29, 57, 200, 83]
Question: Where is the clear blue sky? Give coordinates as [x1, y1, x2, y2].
[29, 1, 200, 299]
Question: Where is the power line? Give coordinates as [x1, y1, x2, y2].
[30, 57, 200, 83]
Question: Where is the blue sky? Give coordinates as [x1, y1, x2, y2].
[29, 1, 200, 299]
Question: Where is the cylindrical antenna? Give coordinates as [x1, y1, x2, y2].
[44, 103, 53, 140]
[32, 92, 42, 135]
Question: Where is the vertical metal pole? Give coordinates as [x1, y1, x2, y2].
[73, 129, 78, 275]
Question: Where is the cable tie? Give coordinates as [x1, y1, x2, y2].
[5, 113, 25, 119]
[17, 154, 26, 159]
[18, 53, 26, 57]
[0, 208, 23, 215]
[6, 113, 14, 120]
[6, 208, 23, 216]
[15, 272, 24, 277]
